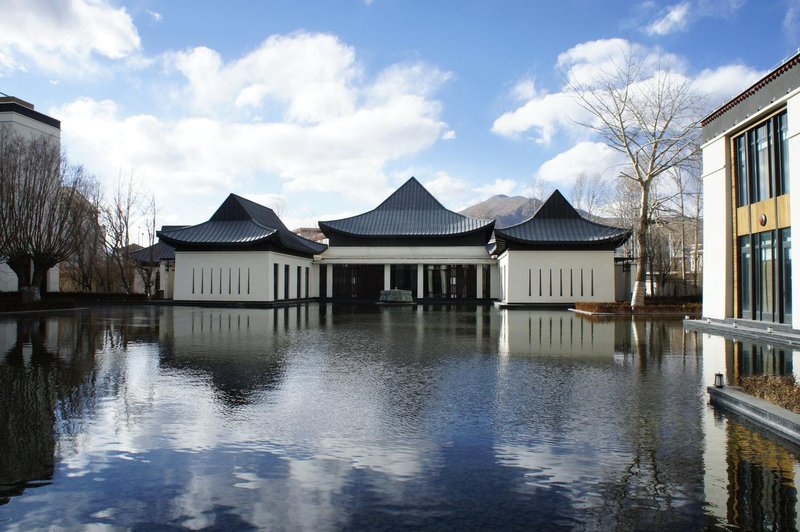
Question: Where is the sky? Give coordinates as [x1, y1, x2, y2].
[0, 0, 797, 236]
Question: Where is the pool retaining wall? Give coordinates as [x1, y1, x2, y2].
[707, 386, 800, 446]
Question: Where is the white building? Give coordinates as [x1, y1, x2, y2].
[702, 51, 800, 328]
[317, 177, 499, 300]
[158, 194, 325, 303]
[0, 96, 61, 293]
[494, 190, 631, 306]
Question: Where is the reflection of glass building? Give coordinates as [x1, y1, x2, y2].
[724, 420, 799, 530]
[702, 52, 799, 329]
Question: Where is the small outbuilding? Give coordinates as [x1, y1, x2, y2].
[158, 194, 326, 303]
[494, 190, 631, 306]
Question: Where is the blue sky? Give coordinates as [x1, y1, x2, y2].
[1, 0, 797, 233]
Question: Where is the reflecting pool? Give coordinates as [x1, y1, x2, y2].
[0, 305, 798, 529]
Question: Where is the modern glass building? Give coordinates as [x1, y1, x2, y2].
[702, 52, 800, 328]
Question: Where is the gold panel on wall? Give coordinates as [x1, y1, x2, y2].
[777, 194, 791, 228]
[749, 199, 777, 233]
[736, 206, 751, 236]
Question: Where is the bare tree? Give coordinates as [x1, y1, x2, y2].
[133, 195, 160, 298]
[571, 172, 609, 221]
[0, 126, 99, 301]
[61, 180, 105, 292]
[567, 49, 703, 308]
[102, 175, 141, 294]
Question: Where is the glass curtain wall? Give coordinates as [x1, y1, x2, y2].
[734, 110, 792, 324]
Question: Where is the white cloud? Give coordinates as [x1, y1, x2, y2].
[474, 179, 518, 197]
[147, 9, 163, 22]
[0, 0, 141, 76]
[646, 2, 691, 35]
[536, 142, 627, 185]
[54, 33, 452, 213]
[695, 64, 767, 106]
[492, 38, 763, 145]
[491, 91, 585, 144]
[422, 172, 470, 202]
[442, 130, 456, 140]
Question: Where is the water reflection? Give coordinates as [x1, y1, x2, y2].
[721, 413, 800, 529]
[0, 306, 797, 530]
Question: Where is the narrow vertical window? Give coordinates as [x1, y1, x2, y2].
[735, 134, 749, 207]
[201, 268, 204, 294]
[238, 268, 241, 294]
[779, 113, 790, 195]
[284, 264, 290, 299]
[528, 269, 531, 297]
[539, 269, 542, 297]
[580, 269, 584, 297]
[591, 269, 594, 297]
[297, 265, 301, 299]
[559, 269, 563, 297]
[210, 267, 213, 293]
[570, 269, 573, 297]
[274, 263, 279, 300]
[219, 268, 222, 294]
[228, 268, 231, 294]
[247, 267, 251, 295]
[192, 268, 195, 294]
[305, 267, 310, 298]
[549, 269, 552, 297]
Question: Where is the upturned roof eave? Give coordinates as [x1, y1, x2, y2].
[318, 218, 495, 239]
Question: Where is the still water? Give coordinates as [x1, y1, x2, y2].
[0, 305, 798, 530]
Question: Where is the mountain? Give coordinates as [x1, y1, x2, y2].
[459, 195, 542, 228]
[460, 194, 624, 228]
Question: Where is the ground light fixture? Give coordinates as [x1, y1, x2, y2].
[714, 373, 725, 388]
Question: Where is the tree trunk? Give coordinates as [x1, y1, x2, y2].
[631, 183, 649, 309]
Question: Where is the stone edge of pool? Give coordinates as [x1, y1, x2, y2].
[708, 386, 800, 447]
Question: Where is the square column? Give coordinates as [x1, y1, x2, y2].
[326, 264, 333, 298]
[384, 264, 391, 290]
[476, 264, 483, 299]
[416, 264, 424, 299]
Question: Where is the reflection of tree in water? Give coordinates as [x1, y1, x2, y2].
[587, 318, 709, 528]
[158, 308, 289, 408]
[724, 417, 798, 530]
[0, 315, 102, 504]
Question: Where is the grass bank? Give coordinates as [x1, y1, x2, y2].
[738, 375, 800, 414]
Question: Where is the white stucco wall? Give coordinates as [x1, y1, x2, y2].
[318, 245, 494, 263]
[0, 110, 60, 142]
[701, 135, 732, 320]
[497, 250, 616, 304]
[173, 251, 314, 302]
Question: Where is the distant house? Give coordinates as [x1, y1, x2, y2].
[0, 96, 61, 293]
[317, 177, 498, 300]
[494, 190, 631, 306]
[158, 194, 326, 302]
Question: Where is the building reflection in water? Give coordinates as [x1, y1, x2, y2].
[721, 411, 800, 529]
[1, 306, 800, 530]
[702, 333, 800, 528]
[498, 310, 632, 356]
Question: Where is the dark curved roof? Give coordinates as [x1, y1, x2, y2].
[494, 190, 631, 251]
[130, 241, 176, 264]
[158, 194, 326, 255]
[319, 177, 494, 238]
